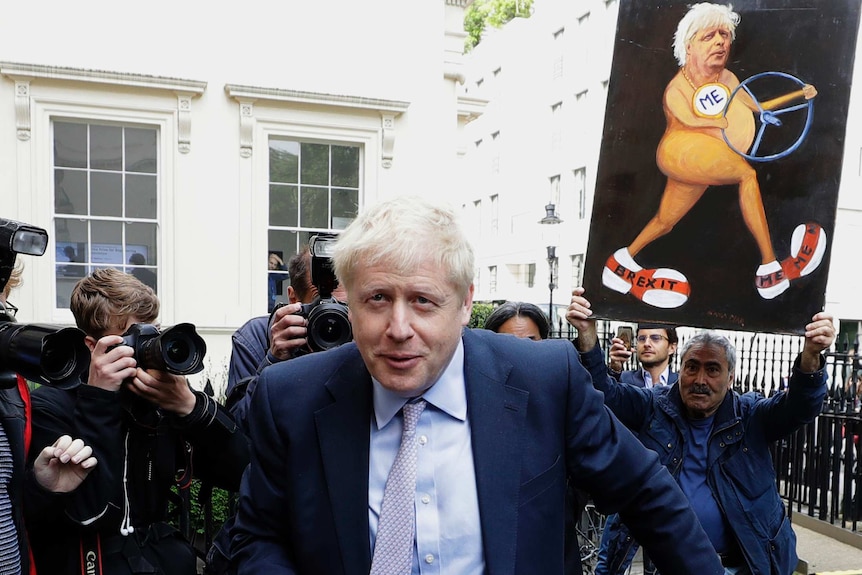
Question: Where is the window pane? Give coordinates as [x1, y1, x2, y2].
[266, 137, 362, 309]
[268, 230, 299, 264]
[91, 172, 123, 217]
[90, 125, 122, 171]
[54, 122, 87, 168]
[270, 140, 299, 184]
[268, 230, 297, 312]
[91, 220, 124, 264]
[332, 188, 358, 229]
[53, 120, 160, 311]
[128, 264, 158, 293]
[126, 174, 157, 219]
[54, 219, 89, 295]
[300, 187, 328, 228]
[125, 127, 157, 173]
[55, 169, 87, 215]
[331, 145, 359, 187]
[300, 143, 329, 185]
[126, 222, 158, 266]
[270, 184, 298, 227]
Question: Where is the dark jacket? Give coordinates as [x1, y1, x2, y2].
[0, 376, 35, 575]
[25, 381, 249, 575]
[600, 365, 678, 575]
[231, 330, 724, 575]
[581, 344, 827, 575]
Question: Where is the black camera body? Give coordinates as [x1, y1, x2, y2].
[0, 217, 90, 390]
[114, 323, 207, 375]
[272, 234, 352, 353]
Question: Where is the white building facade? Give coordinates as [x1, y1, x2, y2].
[0, 0, 480, 391]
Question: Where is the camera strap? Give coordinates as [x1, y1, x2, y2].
[79, 531, 103, 575]
[15, 375, 30, 457]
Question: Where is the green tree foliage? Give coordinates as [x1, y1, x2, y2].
[470, 302, 496, 329]
[464, 0, 534, 52]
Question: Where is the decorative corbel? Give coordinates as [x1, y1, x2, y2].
[14, 80, 30, 141]
[239, 100, 254, 158]
[176, 93, 192, 154]
[381, 112, 396, 169]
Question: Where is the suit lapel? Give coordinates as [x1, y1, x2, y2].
[315, 350, 373, 575]
[463, 331, 529, 575]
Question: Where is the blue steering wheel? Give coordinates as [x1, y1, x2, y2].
[722, 71, 814, 163]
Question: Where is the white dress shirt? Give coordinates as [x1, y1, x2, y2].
[369, 339, 485, 575]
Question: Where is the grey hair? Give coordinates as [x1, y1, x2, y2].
[331, 195, 475, 298]
[673, 3, 740, 67]
[680, 331, 737, 374]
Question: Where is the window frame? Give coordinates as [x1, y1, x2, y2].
[33, 100, 178, 324]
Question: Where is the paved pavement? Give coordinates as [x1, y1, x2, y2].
[626, 520, 862, 575]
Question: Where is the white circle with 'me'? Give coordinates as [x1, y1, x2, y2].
[692, 83, 731, 118]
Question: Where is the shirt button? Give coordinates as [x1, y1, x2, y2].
[421, 494, 431, 504]
[419, 435, 428, 445]
[425, 554, 435, 564]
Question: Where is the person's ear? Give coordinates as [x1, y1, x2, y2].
[460, 284, 475, 327]
[84, 335, 98, 353]
[287, 286, 299, 304]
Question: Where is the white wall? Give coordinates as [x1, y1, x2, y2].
[0, 0, 473, 391]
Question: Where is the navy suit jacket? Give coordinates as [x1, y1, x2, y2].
[231, 329, 723, 575]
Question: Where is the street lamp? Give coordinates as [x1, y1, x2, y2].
[538, 203, 562, 329]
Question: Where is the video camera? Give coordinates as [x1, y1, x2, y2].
[0, 218, 90, 390]
[272, 233, 352, 353]
[112, 322, 207, 376]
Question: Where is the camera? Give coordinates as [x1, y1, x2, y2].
[272, 233, 352, 353]
[0, 217, 90, 390]
[113, 323, 207, 376]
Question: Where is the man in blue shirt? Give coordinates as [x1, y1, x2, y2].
[568, 288, 835, 575]
[230, 196, 724, 575]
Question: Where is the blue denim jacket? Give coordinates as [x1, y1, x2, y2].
[580, 344, 827, 575]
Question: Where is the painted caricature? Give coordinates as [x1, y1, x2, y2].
[601, 3, 825, 309]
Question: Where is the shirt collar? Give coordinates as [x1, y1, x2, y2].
[643, 365, 671, 387]
[372, 338, 467, 430]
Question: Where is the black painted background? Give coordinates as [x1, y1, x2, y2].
[583, 0, 862, 334]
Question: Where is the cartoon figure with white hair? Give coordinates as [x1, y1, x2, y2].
[602, 2, 825, 308]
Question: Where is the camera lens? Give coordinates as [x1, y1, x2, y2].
[165, 338, 191, 365]
[318, 316, 346, 344]
[307, 300, 352, 352]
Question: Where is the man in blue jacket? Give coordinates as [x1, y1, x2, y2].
[230, 196, 724, 575]
[568, 287, 835, 575]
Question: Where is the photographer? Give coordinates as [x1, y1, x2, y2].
[226, 242, 348, 430]
[207, 242, 348, 575]
[1, 263, 99, 575]
[25, 268, 249, 575]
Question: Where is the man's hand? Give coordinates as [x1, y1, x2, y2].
[607, 338, 633, 373]
[268, 303, 311, 361]
[800, 312, 835, 373]
[87, 336, 138, 392]
[34, 435, 97, 493]
[566, 287, 600, 352]
[127, 369, 196, 416]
